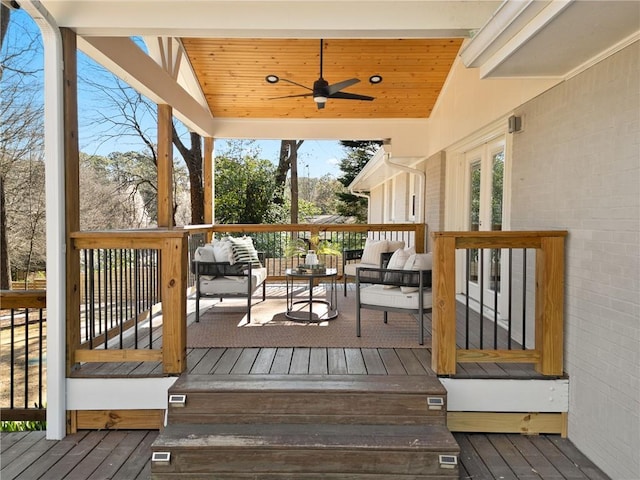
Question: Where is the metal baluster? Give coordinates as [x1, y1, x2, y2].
[24, 308, 29, 408]
[479, 248, 484, 350]
[522, 249, 527, 350]
[508, 249, 513, 349]
[493, 249, 499, 350]
[465, 249, 471, 350]
[38, 307, 44, 408]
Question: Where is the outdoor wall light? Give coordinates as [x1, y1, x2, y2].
[265, 75, 280, 84]
[369, 75, 383, 84]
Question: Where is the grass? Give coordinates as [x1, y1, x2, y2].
[1, 420, 46, 431]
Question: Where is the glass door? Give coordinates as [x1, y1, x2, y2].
[464, 139, 505, 310]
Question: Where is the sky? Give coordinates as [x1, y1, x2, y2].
[4, 9, 347, 179]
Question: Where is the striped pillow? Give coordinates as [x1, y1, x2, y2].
[227, 236, 262, 268]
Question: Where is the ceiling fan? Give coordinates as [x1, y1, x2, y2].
[265, 39, 376, 110]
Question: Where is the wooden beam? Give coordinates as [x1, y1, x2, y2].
[431, 234, 457, 374]
[0, 290, 47, 309]
[203, 136, 214, 232]
[75, 409, 164, 430]
[457, 349, 539, 363]
[74, 349, 163, 363]
[157, 104, 174, 228]
[535, 236, 565, 375]
[62, 28, 82, 378]
[161, 234, 188, 374]
[447, 412, 566, 436]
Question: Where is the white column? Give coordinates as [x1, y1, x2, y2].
[21, 1, 67, 440]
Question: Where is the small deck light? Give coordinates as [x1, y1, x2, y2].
[369, 75, 383, 84]
[265, 75, 280, 84]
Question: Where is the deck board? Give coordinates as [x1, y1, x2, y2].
[68, 287, 551, 380]
[1, 424, 611, 479]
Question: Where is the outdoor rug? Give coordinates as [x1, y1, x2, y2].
[187, 288, 429, 349]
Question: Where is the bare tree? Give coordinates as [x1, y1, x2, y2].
[80, 63, 204, 225]
[275, 140, 304, 223]
[1, 8, 44, 288]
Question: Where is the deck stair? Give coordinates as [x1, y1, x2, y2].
[151, 374, 460, 478]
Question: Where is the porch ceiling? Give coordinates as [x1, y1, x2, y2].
[28, 0, 640, 139]
[180, 38, 464, 119]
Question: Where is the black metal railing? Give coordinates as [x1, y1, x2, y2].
[80, 248, 160, 350]
[193, 223, 425, 280]
[462, 247, 535, 351]
[0, 290, 47, 422]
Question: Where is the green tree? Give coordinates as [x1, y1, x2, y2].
[336, 141, 381, 222]
[214, 143, 283, 224]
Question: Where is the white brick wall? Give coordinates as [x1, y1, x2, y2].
[511, 42, 640, 479]
[424, 151, 445, 251]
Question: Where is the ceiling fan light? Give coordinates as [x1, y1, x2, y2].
[265, 75, 280, 84]
[369, 75, 383, 84]
[314, 96, 328, 104]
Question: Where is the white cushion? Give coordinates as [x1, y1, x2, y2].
[360, 284, 432, 310]
[228, 236, 262, 268]
[387, 240, 406, 252]
[199, 267, 267, 295]
[360, 238, 389, 265]
[213, 238, 234, 264]
[383, 247, 415, 288]
[401, 253, 433, 293]
[345, 262, 378, 277]
[194, 244, 216, 263]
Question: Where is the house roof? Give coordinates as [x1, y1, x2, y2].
[23, 0, 640, 142]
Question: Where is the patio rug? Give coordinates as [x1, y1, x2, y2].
[187, 291, 429, 348]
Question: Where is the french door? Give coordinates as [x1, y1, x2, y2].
[463, 138, 505, 312]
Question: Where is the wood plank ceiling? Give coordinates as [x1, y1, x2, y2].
[181, 38, 464, 119]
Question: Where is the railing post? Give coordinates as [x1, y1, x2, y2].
[535, 235, 565, 375]
[431, 233, 457, 375]
[415, 224, 426, 253]
[161, 232, 188, 374]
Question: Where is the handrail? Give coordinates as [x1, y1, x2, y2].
[0, 290, 47, 421]
[70, 229, 189, 374]
[431, 230, 567, 376]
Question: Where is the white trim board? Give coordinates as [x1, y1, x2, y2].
[67, 377, 178, 410]
[442, 378, 569, 413]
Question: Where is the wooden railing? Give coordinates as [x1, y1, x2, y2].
[69, 224, 424, 376]
[186, 223, 426, 280]
[431, 231, 567, 376]
[0, 290, 47, 421]
[70, 229, 189, 375]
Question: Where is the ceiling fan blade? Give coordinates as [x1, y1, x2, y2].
[327, 78, 360, 95]
[328, 91, 375, 101]
[280, 78, 313, 91]
[269, 93, 314, 100]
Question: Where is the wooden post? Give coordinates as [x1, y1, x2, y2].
[161, 232, 188, 374]
[415, 224, 426, 253]
[157, 104, 174, 228]
[62, 28, 81, 376]
[203, 137, 214, 239]
[431, 233, 457, 375]
[535, 236, 565, 375]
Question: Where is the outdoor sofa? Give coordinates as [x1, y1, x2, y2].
[192, 237, 267, 323]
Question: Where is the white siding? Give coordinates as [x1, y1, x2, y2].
[510, 42, 640, 479]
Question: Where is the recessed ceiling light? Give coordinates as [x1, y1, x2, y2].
[265, 75, 280, 84]
[369, 75, 383, 84]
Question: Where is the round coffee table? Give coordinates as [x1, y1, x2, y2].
[285, 268, 338, 322]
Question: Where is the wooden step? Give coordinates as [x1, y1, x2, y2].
[167, 374, 448, 426]
[151, 423, 460, 479]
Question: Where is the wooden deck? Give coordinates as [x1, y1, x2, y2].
[1, 429, 610, 479]
[70, 284, 553, 380]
